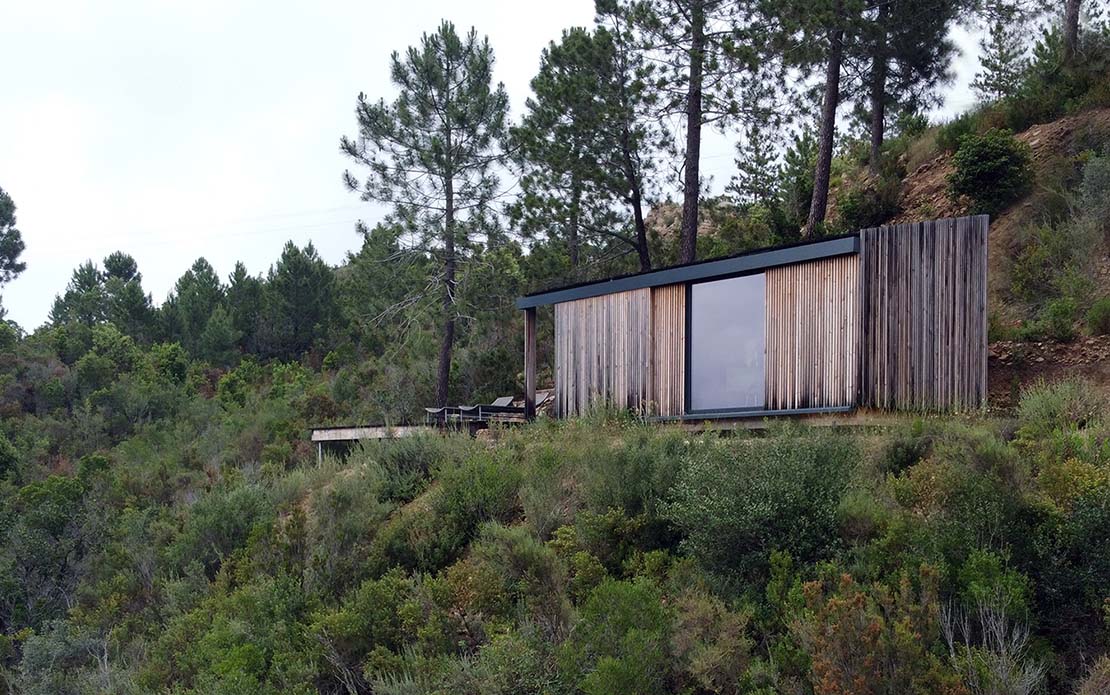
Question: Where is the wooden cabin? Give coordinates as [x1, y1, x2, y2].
[517, 216, 989, 420]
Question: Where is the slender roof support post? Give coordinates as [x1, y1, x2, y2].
[524, 307, 537, 420]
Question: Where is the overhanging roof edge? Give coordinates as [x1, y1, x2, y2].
[516, 234, 859, 309]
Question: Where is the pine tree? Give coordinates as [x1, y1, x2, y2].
[1063, 0, 1082, 63]
[226, 262, 263, 353]
[729, 121, 781, 207]
[778, 131, 819, 231]
[50, 262, 106, 326]
[0, 187, 26, 286]
[341, 21, 508, 407]
[972, 1, 1031, 101]
[164, 258, 224, 355]
[260, 242, 335, 360]
[510, 25, 659, 272]
[801, 0, 858, 237]
[199, 304, 240, 366]
[102, 253, 156, 342]
[859, 0, 966, 173]
[0, 186, 26, 319]
[612, 0, 777, 262]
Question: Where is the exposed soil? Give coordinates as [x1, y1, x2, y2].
[988, 335, 1110, 412]
[890, 107, 1110, 319]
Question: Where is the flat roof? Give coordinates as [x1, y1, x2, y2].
[515, 233, 860, 309]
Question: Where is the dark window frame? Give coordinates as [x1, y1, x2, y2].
[683, 269, 772, 416]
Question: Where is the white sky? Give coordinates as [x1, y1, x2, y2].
[0, 1, 980, 330]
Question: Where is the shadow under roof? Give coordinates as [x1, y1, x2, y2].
[515, 232, 860, 309]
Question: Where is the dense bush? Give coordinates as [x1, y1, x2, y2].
[948, 129, 1033, 215]
[1040, 297, 1079, 342]
[559, 579, 672, 695]
[665, 430, 856, 580]
[1016, 379, 1105, 439]
[1087, 297, 1110, 335]
[836, 174, 901, 230]
[936, 111, 980, 153]
[432, 450, 523, 558]
[791, 567, 965, 695]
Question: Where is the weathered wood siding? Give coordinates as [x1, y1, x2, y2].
[554, 288, 652, 417]
[651, 284, 685, 417]
[860, 215, 988, 411]
[765, 256, 860, 409]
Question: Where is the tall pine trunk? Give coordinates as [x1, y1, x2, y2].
[620, 124, 653, 271]
[631, 183, 652, 272]
[568, 178, 581, 268]
[868, 3, 888, 175]
[436, 174, 456, 408]
[1063, 0, 1081, 63]
[804, 4, 844, 238]
[680, 0, 706, 264]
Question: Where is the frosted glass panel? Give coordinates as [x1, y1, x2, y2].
[689, 273, 765, 410]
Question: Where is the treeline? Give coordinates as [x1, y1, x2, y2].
[2, 2, 1107, 415]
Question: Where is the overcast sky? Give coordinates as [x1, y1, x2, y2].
[0, 1, 981, 330]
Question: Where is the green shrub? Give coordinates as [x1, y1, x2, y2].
[888, 428, 1028, 569]
[837, 488, 890, 546]
[559, 579, 672, 695]
[310, 567, 415, 670]
[836, 174, 901, 230]
[0, 432, 19, 479]
[1017, 380, 1105, 438]
[467, 628, 566, 695]
[351, 434, 470, 503]
[956, 549, 1033, 619]
[167, 484, 274, 578]
[936, 111, 981, 153]
[1086, 297, 1110, 335]
[574, 508, 651, 575]
[878, 421, 933, 476]
[470, 523, 569, 633]
[302, 463, 395, 595]
[434, 451, 523, 555]
[567, 551, 608, 604]
[1028, 488, 1110, 665]
[1008, 220, 1099, 308]
[665, 430, 856, 580]
[1078, 152, 1110, 230]
[1040, 297, 1078, 342]
[671, 589, 754, 693]
[580, 425, 685, 520]
[948, 129, 1033, 215]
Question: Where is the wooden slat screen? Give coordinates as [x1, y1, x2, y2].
[860, 215, 988, 411]
[553, 288, 652, 417]
[651, 284, 685, 417]
[765, 256, 859, 410]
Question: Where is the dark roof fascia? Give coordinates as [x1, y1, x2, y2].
[516, 234, 859, 309]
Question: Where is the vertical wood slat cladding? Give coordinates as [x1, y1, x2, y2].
[651, 284, 685, 417]
[860, 215, 988, 412]
[765, 256, 859, 410]
[554, 288, 652, 417]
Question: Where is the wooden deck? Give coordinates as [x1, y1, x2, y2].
[310, 425, 434, 464]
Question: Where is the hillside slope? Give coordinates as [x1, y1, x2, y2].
[891, 107, 1110, 307]
[869, 108, 1110, 408]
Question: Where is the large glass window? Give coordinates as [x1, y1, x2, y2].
[688, 273, 765, 411]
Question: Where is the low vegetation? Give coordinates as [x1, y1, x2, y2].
[2, 357, 1109, 694]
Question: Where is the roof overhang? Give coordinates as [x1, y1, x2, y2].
[515, 233, 860, 309]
